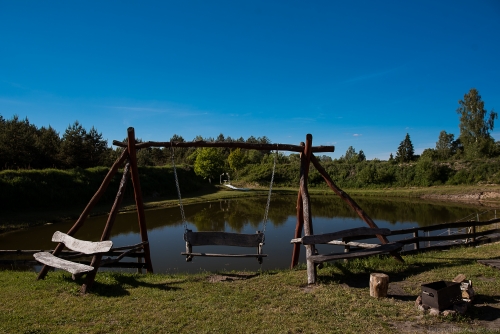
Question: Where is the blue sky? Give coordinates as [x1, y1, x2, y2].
[1, 1, 499, 160]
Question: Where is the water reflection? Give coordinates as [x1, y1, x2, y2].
[0, 195, 492, 274]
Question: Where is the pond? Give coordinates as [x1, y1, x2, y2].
[0, 195, 494, 274]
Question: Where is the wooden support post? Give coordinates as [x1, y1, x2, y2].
[309, 154, 404, 263]
[343, 237, 350, 263]
[413, 231, 419, 250]
[301, 134, 316, 284]
[291, 144, 305, 269]
[370, 273, 389, 298]
[81, 162, 130, 293]
[37, 149, 129, 280]
[127, 127, 154, 273]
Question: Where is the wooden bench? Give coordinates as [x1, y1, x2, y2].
[291, 227, 403, 264]
[33, 231, 113, 275]
[181, 229, 267, 264]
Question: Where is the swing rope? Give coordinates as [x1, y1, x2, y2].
[261, 150, 278, 239]
[170, 145, 187, 231]
[171, 145, 277, 238]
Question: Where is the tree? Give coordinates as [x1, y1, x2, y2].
[60, 121, 87, 168]
[193, 147, 225, 183]
[395, 133, 414, 163]
[344, 146, 357, 162]
[228, 148, 246, 178]
[85, 126, 108, 166]
[0, 115, 38, 169]
[358, 150, 366, 162]
[35, 126, 61, 168]
[435, 130, 456, 160]
[343, 146, 365, 163]
[457, 88, 497, 158]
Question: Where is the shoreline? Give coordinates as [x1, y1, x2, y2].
[2, 184, 500, 234]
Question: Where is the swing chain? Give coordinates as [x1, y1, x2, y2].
[170, 146, 187, 231]
[261, 149, 277, 239]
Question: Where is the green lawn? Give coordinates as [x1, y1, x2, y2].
[1, 243, 500, 333]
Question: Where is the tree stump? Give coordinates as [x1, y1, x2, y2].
[370, 273, 389, 298]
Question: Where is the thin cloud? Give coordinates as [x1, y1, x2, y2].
[106, 105, 209, 117]
[353, 134, 362, 137]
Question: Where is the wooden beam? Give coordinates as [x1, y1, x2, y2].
[127, 127, 154, 273]
[291, 143, 305, 269]
[308, 242, 403, 263]
[301, 134, 316, 284]
[81, 162, 131, 293]
[37, 149, 128, 280]
[113, 139, 335, 153]
[300, 228, 391, 245]
[309, 154, 404, 263]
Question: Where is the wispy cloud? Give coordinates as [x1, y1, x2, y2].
[353, 133, 362, 137]
[105, 104, 209, 117]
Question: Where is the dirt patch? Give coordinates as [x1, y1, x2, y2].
[389, 319, 465, 333]
[421, 191, 500, 203]
[206, 273, 258, 283]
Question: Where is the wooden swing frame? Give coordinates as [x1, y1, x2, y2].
[35, 127, 403, 292]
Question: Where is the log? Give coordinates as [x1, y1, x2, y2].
[301, 134, 316, 284]
[113, 139, 335, 153]
[127, 127, 154, 274]
[370, 273, 389, 298]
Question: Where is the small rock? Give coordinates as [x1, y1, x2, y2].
[453, 274, 466, 283]
[415, 295, 422, 306]
[442, 310, 457, 317]
[429, 308, 441, 316]
[417, 304, 425, 312]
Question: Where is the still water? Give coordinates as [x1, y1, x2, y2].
[0, 195, 489, 274]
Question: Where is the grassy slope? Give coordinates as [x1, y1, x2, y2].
[1, 243, 499, 333]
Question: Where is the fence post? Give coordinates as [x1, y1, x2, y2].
[413, 230, 419, 250]
[343, 237, 350, 263]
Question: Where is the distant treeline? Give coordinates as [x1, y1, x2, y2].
[1, 87, 500, 210]
[0, 166, 204, 210]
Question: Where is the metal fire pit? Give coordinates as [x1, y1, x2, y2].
[421, 281, 462, 311]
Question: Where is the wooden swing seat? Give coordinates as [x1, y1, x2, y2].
[181, 230, 267, 263]
[33, 231, 113, 275]
[291, 227, 403, 264]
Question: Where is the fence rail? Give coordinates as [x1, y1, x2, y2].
[338, 210, 500, 256]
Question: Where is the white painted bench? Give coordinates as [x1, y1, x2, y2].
[33, 231, 113, 275]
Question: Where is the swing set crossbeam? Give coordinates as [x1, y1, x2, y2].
[113, 139, 335, 153]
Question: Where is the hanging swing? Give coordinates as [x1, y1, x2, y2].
[171, 146, 277, 264]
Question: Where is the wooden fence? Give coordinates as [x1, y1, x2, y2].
[336, 217, 500, 256]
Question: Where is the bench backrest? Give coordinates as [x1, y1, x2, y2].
[52, 231, 113, 254]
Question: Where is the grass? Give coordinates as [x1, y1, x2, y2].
[1, 243, 500, 333]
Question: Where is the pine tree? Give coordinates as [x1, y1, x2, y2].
[395, 133, 414, 163]
[456, 88, 497, 158]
